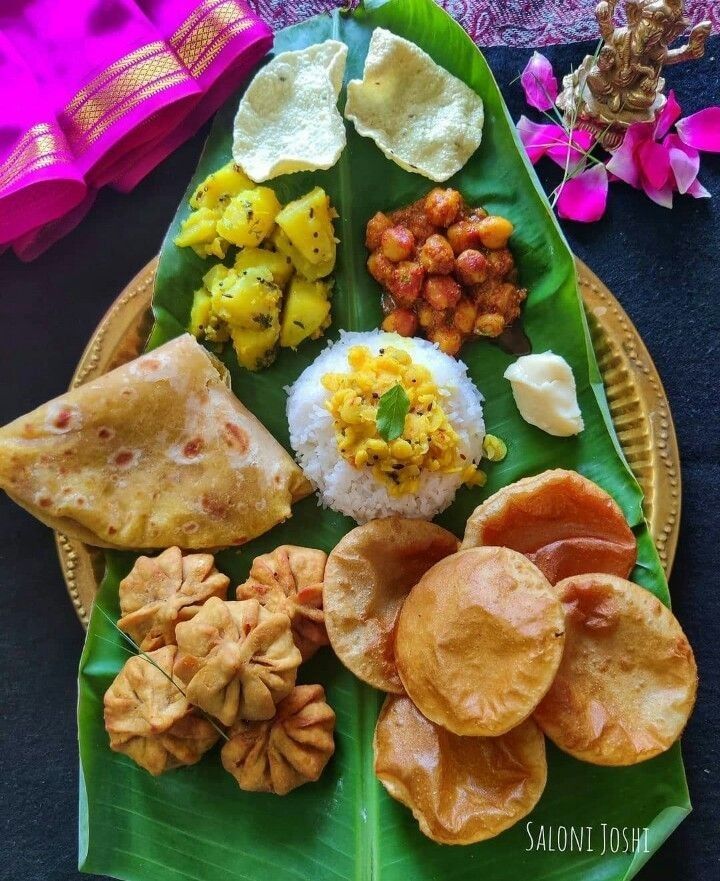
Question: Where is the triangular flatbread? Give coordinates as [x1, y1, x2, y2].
[0, 335, 311, 550]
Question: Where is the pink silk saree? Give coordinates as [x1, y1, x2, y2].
[0, 0, 271, 259]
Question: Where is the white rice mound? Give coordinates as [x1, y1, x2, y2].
[286, 331, 485, 523]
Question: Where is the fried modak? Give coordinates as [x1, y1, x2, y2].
[104, 646, 219, 776]
[534, 573, 697, 765]
[395, 547, 564, 736]
[374, 695, 547, 845]
[117, 547, 230, 651]
[221, 684, 336, 795]
[174, 597, 301, 726]
[461, 469, 637, 584]
[236, 545, 328, 661]
[323, 517, 459, 692]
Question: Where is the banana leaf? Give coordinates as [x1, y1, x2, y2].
[78, 1, 690, 879]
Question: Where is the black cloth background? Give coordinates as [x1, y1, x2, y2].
[0, 38, 718, 881]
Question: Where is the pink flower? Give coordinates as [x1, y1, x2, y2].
[517, 116, 593, 168]
[516, 51, 716, 223]
[607, 123, 673, 206]
[520, 52, 558, 112]
[547, 128, 594, 167]
[606, 91, 715, 208]
[675, 107, 720, 152]
[654, 90, 682, 139]
[687, 179, 711, 199]
[557, 165, 609, 223]
[665, 134, 699, 194]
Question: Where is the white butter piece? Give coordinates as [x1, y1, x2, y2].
[504, 351, 584, 437]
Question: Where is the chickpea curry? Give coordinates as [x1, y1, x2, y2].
[366, 188, 527, 356]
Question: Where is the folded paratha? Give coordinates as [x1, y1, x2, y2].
[0, 334, 311, 550]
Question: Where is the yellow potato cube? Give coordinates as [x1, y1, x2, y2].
[214, 267, 282, 332]
[174, 207, 228, 259]
[271, 228, 335, 281]
[204, 316, 230, 344]
[202, 263, 230, 295]
[175, 207, 216, 246]
[275, 187, 337, 266]
[189, 162, 255, 210]
[280, 277, 332, 349]
[188, 289, 212, 339]
[216, 187, 281, 247]
[231, 324, 280, 372]
[234, 246, 294, 288]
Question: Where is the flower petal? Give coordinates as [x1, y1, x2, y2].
[520, 51, 559, 112]
[606, 123, 654, 189]
[676, 107, 720, 152]
[664, 133, 700, 194]
[687, 178, 711, 199]
[637, 138, 671, 190]
[642, 178, 674, 208]
[547, 129, 594, 168]
[517, 116, 566, 164]
[557, 164, 608, 222]
[654, 90, 682, 139]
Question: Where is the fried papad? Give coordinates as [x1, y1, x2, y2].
[344, 28, 484, 182]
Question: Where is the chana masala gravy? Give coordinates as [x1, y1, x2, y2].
[366, 188, 527, 356]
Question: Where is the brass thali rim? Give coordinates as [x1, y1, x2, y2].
[55, 256, 681, 628]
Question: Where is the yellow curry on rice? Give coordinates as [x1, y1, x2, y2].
[321, 344, 485, 496]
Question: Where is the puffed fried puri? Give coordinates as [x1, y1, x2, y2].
[374, 695, 547, 845]
[461, 469, 637, 584]
[395, 546, 564, 736]
[323, 517, 459, 692]
[534, 573, 697, 765]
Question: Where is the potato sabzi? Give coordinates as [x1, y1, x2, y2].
[176, 163, 337, 370]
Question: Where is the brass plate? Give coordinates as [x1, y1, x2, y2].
[56, 257, 681, 627]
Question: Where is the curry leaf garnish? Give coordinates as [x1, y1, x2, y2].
[376, 384, 410, 442]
